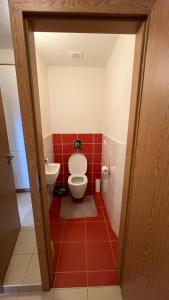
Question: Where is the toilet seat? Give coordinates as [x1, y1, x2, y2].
[68, 153, 88, 199]
[68, 174, 88, 186]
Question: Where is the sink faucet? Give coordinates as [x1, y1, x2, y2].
[44, 158, 49, 164]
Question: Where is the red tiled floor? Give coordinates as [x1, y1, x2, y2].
[53, 243, 61, 271]
[49, 192, 119, 288]
[62, 222, 85, 242]
[54, 272, 87, 288]
[93, 194, 102, 207]
[87, 242, 116, 271]
[111, 241, 119, 262]
[86, 222, 109, 242]
[50, 222, 64, 242]
[88, 270, 118, 286]
[49, 207, 60, 222]
[107, 223, 118, 241]
[57, 242, 86, 272]
[50, 197, 61, 209]
[65, 218, 85, 223]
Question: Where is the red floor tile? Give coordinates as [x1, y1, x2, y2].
[111, 241, 119, 262]
[102, 205, 109, 221]
[50, 192, 119, 288]
[107, 223, 118, 241]
[88, 270, 118, 286]
[50, 198, 61, 210]
[93, 194, 102, 207]
[86, 222, 109, 242]
[54, 272, 87, 288]
[57, 243, 86, 272]
[50, 222, 64, 242]
[49, 208, 61, 222]
[62, 222, 85, 242]
[53, 243, 61, 271]
[65, 218, 85, 223]
[85, 206, 104, 222]
[87, 242, 116, 271]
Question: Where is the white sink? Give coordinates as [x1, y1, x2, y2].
[45, 163, 60, 185]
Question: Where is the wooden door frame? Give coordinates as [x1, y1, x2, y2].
[8, 0, 157, 291]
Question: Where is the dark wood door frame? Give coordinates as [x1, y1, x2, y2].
[8, 0, 158, 291]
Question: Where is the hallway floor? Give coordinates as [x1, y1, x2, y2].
[3, 193, 41, 286]
[49, 192, 119, 288]
[1, 286, 122, 300]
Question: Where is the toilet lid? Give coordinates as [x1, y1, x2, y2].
[68, 153, 87, 175]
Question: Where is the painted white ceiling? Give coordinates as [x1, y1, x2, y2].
[0, 0, 13, 49]
[0, 0, 119, 66]
[34, 33, 119, 67]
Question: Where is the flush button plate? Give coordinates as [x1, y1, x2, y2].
[74, 140, 81, 150]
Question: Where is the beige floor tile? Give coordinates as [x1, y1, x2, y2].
[17, 193, 32, 224]
[16, 290, 53, 300]
[88, 286, 122, 300]
[0, 295, 17, 300]
[13, 230, 36, 254]
[22, 213, 34, 230]
[4, 254, 32, 285]
[53, 288, 87, 300]
[23, 254, 41, 284]
[33, 245, 38, 254]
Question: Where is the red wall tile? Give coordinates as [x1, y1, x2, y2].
[54, 154, 63, 163]
[62, 134, 77, 143]
[53, 133, 102, 189]
[93, 143, 102, 153]
[63, 144, 76, 153]
[93, 153, 102, 163]
[81, 143, 93, 153]
[93, 163, 101, 173]
[53, 134, 62, 144]
[53, 144, 62, 153]
[78, 133, 93, 143]
[93, 133, 102, 143]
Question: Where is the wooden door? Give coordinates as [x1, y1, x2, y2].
[121, 0, 169, 299]
[0, 90, 20, 285]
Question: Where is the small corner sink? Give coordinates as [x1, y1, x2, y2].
[45, 163, 60, 185]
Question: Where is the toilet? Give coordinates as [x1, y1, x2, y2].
[68, 153, 88, 199]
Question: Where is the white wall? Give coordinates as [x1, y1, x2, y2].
[103, 35, 135, 143]
[36, 51, 51, 136]
[48, 66, 104, 133]
[0, 49, 15, 64]
[0, 65, 30, 189]
[101, 35, 135, 237]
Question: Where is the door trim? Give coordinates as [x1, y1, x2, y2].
[8, 0, 157, 290]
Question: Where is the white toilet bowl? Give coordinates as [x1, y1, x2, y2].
[68, 153, 88, 199]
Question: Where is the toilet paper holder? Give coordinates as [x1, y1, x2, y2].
[101, 163, 110, 175]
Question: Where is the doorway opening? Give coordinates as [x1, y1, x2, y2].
[34, 32, 136, 288]
[0, 66, 41, 288]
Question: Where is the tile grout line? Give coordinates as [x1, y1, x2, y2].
[22, 251, 34, 284]
[53, 269, 117, 274]
[85, 218, 89, 300]
[54, 219, 66, 286]
[84, 219, 88, 289]
[98, 193, 117, 266]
